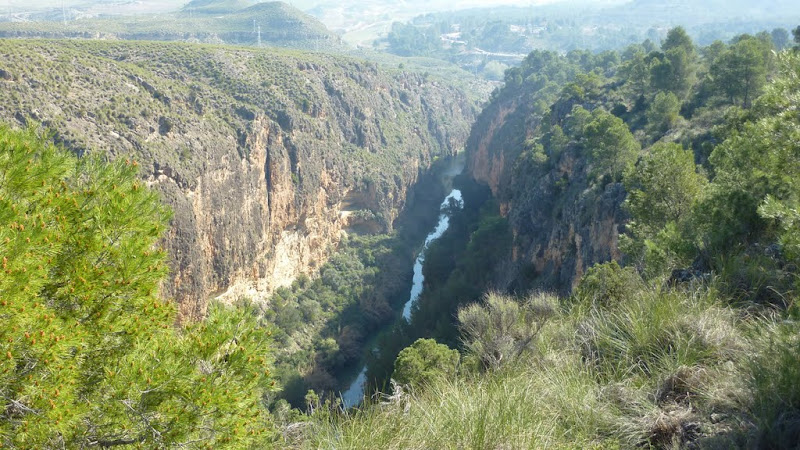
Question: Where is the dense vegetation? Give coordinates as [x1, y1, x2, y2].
[0, 127, 276, 448]
[298, 29, 800, 448]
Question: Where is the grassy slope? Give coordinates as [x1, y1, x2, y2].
[305, 284, 799, 449]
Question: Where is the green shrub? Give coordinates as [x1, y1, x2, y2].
[749, 321, 800, 448]
[584, 108, 641, 182]
[393, 338, 460, 390]
[646, 91, 682, 134]
[577, 286, 742, 382]
[458, 292, 557, 370]
[573, 261, 645, 309]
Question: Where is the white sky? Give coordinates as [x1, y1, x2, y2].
[7, 0, 626, 11]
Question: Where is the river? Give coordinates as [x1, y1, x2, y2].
[340, 187, 464, 408]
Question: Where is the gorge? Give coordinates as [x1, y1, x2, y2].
[4, 2, 800, 446]
[341, 172, 465, 408]
[0, 39, 479, 320]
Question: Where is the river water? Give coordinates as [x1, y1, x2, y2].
[340, 187, 464, 408]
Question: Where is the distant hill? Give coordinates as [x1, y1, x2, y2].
[599, 0, 800, 25]
[0, 1, 344, 51]
[183, 0, 260, 14]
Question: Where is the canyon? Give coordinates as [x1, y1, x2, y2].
[0, 39, 478, 319]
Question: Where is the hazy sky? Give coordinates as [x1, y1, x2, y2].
[5, 0, 626, 11]
[285, 0, 627, 10]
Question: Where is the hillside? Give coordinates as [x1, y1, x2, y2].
[299, 30, 800, 448]
[183, 0, 260, 14]
[0, 39, 479, 320]
[0, 1, 343, 51]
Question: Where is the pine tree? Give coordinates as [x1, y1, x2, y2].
[0, 127, 276, 448]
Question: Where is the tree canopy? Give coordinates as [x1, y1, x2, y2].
[0, 127, 275, 448]
[393, 338, 460, 390]
[583, 108, 641, 182]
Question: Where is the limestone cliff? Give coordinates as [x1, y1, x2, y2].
[0, 40, 477, 318]
[464, 53, 627, 293]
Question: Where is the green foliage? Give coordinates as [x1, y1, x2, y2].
[307, 354, 620, 449]
[622, 142, 706, 275]
[583, 108, 641, 182]
[759, 196, 800, 262]
[771, 28, 790, 51]
[410, 200, 512, 344]
[265, 233, 406, 405]
[661, 27, 695, 56]
[704, 52, 800, 255]
[578, 283, 742, 382]
[573, 261, 644, 308]
[646, 91, 682, 134]
[308, 287, 758, 449]
[0, 127, 275, 447]
[619, 50, 650, 98]
[544, 124, 568, 160]
[307, 26, 800, 450]
[387, 22, 444, 57]
[650, 47, 695, 98]
[565, 105, 592, 138]
[749, 321, 800, 447]
[710, 36, 770, 107]
[481, 60, 509, 81]
[363, 187, 508, 390]
[649, 30, 697, 98]
[392, 338, 459, 390]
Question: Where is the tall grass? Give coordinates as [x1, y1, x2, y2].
[300, 281, 799, 449]
[304, 355, 620, 449]
[748, 319, 800, 448]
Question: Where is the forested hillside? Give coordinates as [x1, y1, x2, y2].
[0, 39, 478, 320]
[0, 37, 484, 427]
[300, 29, 800, 449]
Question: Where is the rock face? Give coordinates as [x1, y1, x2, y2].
[0, 40, 477, 319]
[465, 92, 626, 294]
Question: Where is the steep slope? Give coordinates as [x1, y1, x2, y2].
[304, 49, 800, 450]
[0, 39, 477, 319]
[464, 52, 627, 294]
[0, 2, 342, 51]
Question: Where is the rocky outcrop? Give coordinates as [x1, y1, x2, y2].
[0, 40, 477, 319]
[465, 86, 626, 294]
[502, 146, 627, 293]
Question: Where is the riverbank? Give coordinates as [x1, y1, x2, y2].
[341, 186, 464, 407]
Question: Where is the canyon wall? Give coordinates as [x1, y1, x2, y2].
[465, 81, 626, 294]
[0, 40, 477, 318]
